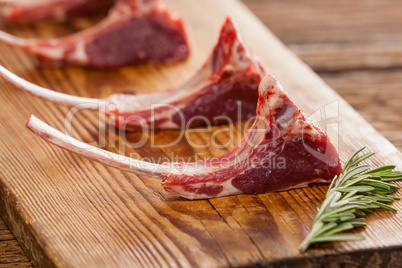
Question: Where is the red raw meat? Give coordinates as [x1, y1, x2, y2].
[0, 18, 267, 130]
[1, 0, 115, 23]
[26, 74, 342, 199]
[0, 0, 189, 68]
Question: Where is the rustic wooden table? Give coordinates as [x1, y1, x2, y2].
[1, 0, 401, 266]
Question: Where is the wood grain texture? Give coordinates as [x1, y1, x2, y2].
[243, 0, 402, 71]
[321, 70, 402, 152]
[0, 218, 32, 267]
[1, 0, 402, 267]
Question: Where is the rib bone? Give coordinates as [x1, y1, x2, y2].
[1, 18, 267, 130]
[26, 74, 342, 199]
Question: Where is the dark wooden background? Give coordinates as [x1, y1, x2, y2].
[1, 0, 402, 266]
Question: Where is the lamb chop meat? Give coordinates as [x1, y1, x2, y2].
[26, 74, 342, 199]
[0, 0, 189, 68]
[1, 0, 115, 23]
[0, 18, 268, 130]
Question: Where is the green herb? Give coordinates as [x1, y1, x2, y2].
[299, 147, 402, 252]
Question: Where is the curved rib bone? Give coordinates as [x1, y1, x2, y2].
[26, 115, 173, 178]
[0, 0, 189, 68]
[0, 30, 28, 46]
[1, 18, 268, 130]
[0, 65, 102, 107]
[1, 0, 115, 24]
[26, 74, 342, 200]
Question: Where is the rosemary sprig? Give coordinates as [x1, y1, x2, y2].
[299, 147, 402, 252]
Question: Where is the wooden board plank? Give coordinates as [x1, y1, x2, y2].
[0, 0, 402, 267]
[243, 0, 402, 71]
[0, 217, 32, 267]
[292, 43, 402, 71]
[243, 0, 402, 45]
[321, 70, 402, 152]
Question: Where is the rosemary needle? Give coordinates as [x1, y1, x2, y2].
[299, 147, 402, 252]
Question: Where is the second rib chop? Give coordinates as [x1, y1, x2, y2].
[1, 0, 115, 23]
[0, 18, 267, 130]
[0, 0, 189, 68]
[26, 74, 342, 199]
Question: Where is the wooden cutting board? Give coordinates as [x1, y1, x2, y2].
[1, 0, 402, 267]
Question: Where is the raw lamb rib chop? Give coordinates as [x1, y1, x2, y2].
[26, 74, 342, 199]
[0, 18, 267, 130]
[0, 0, 189, 68]
[1, 0, 115, 23]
